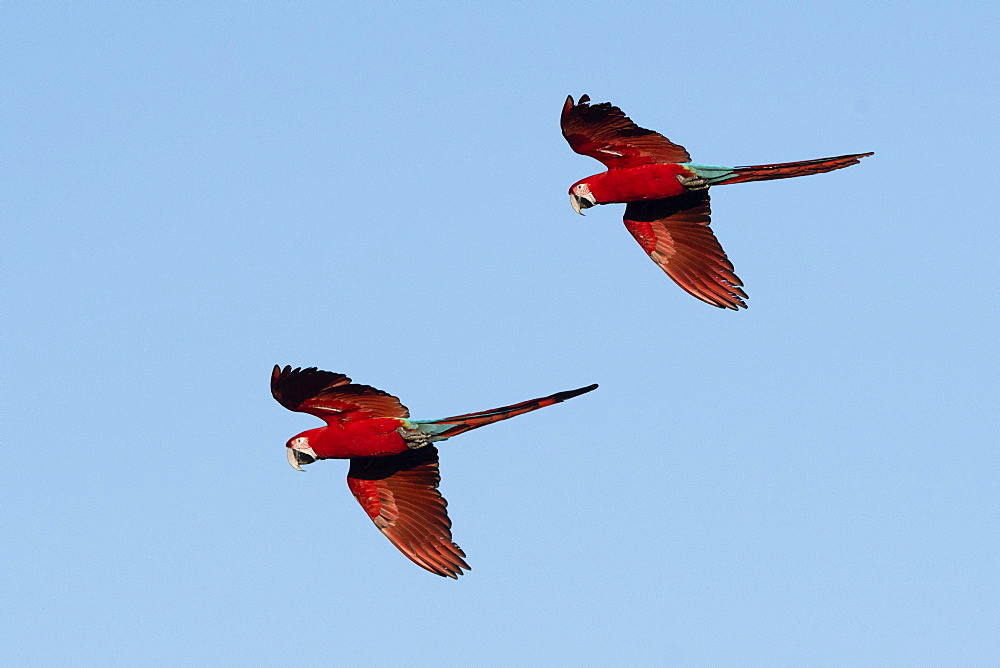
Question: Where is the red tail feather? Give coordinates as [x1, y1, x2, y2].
[718, 152, 873, 185]
[423, 384, 598, 439]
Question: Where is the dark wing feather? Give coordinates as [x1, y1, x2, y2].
[347, 447, 469, 578]
[271, 365, 350, 411]
[623, 192, 748, 310]
[271, 365, 409, 421]
[561, 95, 691, 169]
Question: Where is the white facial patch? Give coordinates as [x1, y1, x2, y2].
[289, 437, 318, 459]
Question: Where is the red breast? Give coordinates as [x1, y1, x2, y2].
[588, 164, 690, 204]
[310, 418, 409, 459]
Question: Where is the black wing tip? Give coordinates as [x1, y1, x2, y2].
[717, 290, 749, 310]
[270, 364, 290, 402]
[433, 553, 471, 579]
[272, 363, 297, 379]
[691, 285, 748, 311]
[274, 364, 342, 378]
[564, 93, 594, 112]
[270, 364, 321, 390]
[273, 363, 321, 376]
[271, 365, 353, 411]
[434, 565, 469, 579]
[563, 94, 590, 120]
[398, 542, 470, 579]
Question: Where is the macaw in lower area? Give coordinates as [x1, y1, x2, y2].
[271, 365, 598, 578]
[561, 95, 873, 310]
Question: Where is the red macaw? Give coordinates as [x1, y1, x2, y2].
[562, 95, 873, 310]
[271, 365, 597, 578]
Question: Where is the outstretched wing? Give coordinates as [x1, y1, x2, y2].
[623, 192, 748, 310]
[347, 447, 469, 579]
[561, 95, 691, 169]
[271, 365, 410, 423]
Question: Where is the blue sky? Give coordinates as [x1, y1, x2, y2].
[4, 2, 997, 665]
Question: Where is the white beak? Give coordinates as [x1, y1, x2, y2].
[570, 193, 596, 215]
[287, 446, 318, 471]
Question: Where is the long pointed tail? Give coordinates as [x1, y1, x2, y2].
[409, 384, 598, 440]
[694, 152, 873, 186]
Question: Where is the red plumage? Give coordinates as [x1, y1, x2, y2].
[271, 365, 597, 578]
[562, 95, 872, 309]
[718, 154, 873, 185]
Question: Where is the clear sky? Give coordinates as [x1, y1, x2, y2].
[4, 2, 997, 665]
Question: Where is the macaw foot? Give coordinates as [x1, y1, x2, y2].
[676, 174, 709, 191]
[397, 425, 439, 449]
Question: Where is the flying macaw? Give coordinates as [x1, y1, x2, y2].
[562, 95, 873, 310]
[271, 365, 598, 578]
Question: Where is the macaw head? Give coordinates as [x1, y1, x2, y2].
[569, 181, 597, 215]
[286, 432, 319, 471]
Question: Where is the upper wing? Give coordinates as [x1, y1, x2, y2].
[623, 192, 748, 310]
[271, 365, 410, 423]
[561, 95, 691, 169]
[347, 447, 469, 579]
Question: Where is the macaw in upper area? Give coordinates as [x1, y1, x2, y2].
[271, 365, 597, 578]
[561, 95, 873, 310]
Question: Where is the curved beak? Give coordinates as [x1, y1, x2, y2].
[287, 447, 316, 471]
[570, 193, 595, 216]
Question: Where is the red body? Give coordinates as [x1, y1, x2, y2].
[561, 94, 872, 310]
[292, 418, 408, 459]
[575, 163, 690, 203]
[272, 365, 598, 578]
